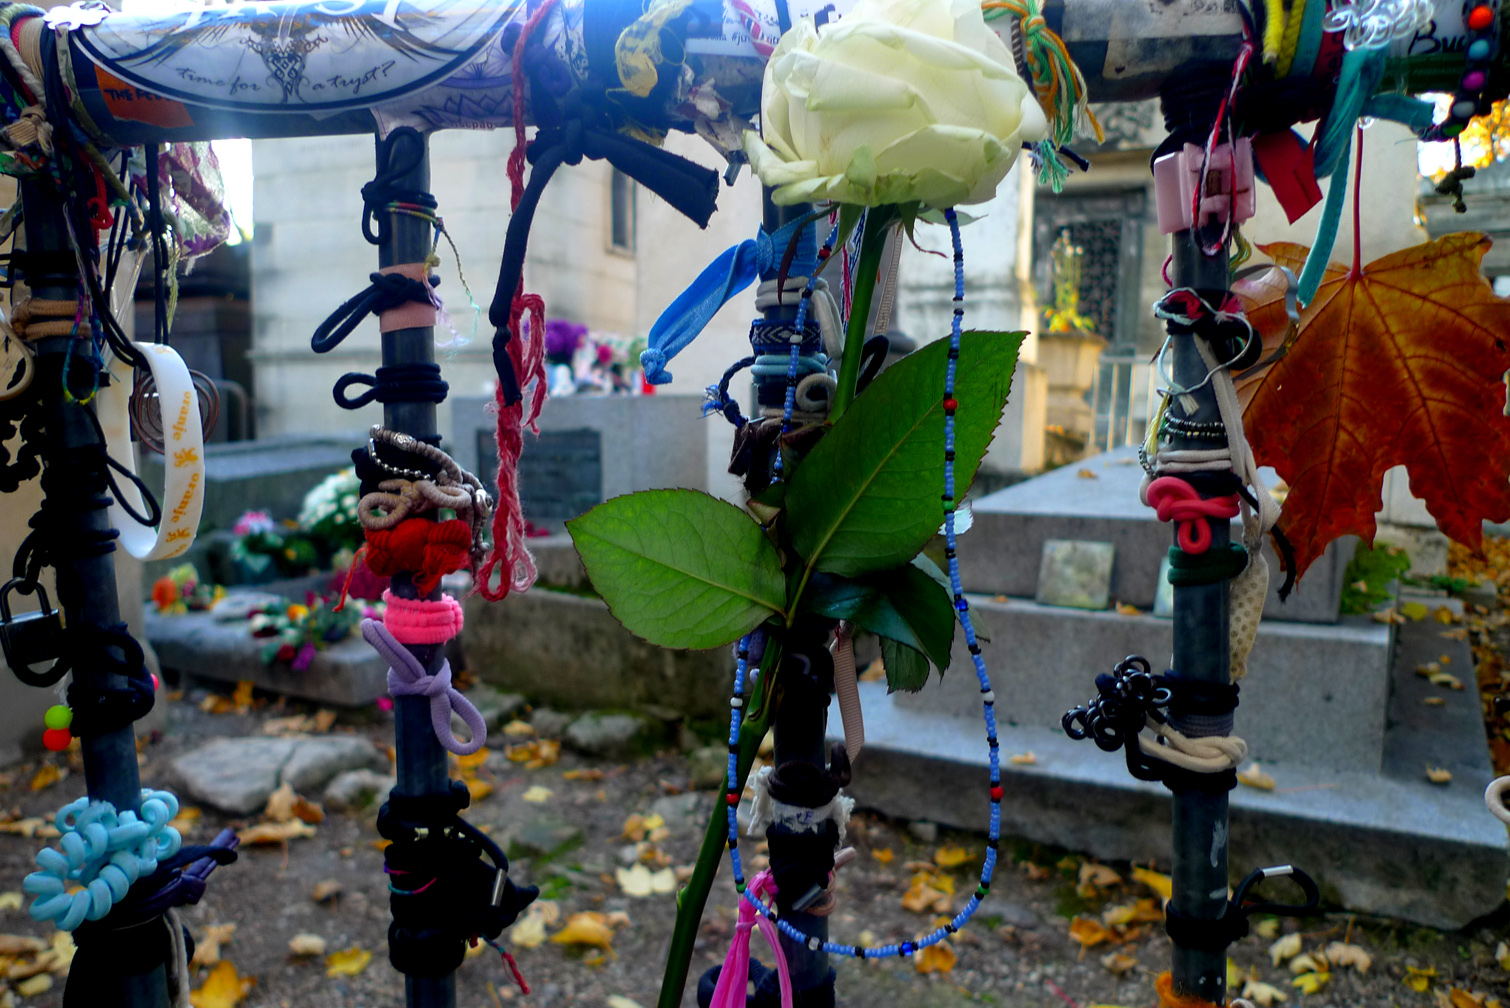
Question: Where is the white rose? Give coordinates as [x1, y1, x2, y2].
[743, 0, 1047, 208]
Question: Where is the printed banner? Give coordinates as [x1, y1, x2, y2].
[74, 0, 520, 114]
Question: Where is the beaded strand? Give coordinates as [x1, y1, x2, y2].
[724, 208, 1002, 959]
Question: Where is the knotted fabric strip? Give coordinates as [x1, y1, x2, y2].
[362, 618, 485, 755]
[830, 626, 864, 762]
[641, 217, 812, 384]
[1144, 476, 1239, 554]
[708, 869, 793, 1008]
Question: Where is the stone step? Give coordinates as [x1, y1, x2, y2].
[959, 446, 1351, 623]
[896, 594, 1393, 772]
[832, 604, 1504, 929]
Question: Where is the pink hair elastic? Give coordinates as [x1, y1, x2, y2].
[382, 590, 464, 645]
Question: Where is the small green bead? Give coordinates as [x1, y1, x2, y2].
[44, 705, 71, 730]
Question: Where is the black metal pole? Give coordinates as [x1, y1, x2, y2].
[19, 181, 168, 1008]
[1165, 223, 1232, 1004]
[373, 131, 457, 1008]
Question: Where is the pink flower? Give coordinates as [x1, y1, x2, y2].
[233, 510, 275, 537]
[292, 642, 317, 672]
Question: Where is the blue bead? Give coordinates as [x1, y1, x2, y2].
[1470, 38, 1492, 60]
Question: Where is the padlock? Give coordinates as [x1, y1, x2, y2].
[0, 578, 67, 686]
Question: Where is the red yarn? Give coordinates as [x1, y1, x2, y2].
[476, 0, 560, 602]
[1144, 477, 1240, 555]
[365, 517, 471, 596]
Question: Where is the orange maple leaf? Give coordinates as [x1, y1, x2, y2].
[1234, 234, 1510, 579]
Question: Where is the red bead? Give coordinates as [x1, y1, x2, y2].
[726, 792, 739, 805]
[42, 729, 71, 752]
[989, 785, 1004, 801]
[943, 397, 958, 412]
[817, 247, 830, 260]
[1469, 4, 1494, 29]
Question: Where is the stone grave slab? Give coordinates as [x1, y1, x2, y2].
[1035, 540, 1114, 609]
[958, 446, 1352, 623]
[895, 595, 1392, 773]
[145, 605, 387, 707]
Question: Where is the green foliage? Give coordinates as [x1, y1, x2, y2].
[567, 489, 786, 650]
[1339, 541, 1412, 614]
[880, 637, 931, 692]
[784, 330, 1022, 579]
[804, 562, 954, 671]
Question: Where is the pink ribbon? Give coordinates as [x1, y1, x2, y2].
[708, 870, 793, 1008]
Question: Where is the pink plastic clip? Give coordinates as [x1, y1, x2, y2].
[1153, 138, 1256, 236]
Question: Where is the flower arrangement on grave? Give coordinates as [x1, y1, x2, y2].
[150, 564, 225, 615]
[246, 590, 381, 670]
[228, 469, 368, 581]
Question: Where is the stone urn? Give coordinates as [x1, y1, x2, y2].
[1038, 328, 1107, 454]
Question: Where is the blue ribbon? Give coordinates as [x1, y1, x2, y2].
[641, 217, 813, 385]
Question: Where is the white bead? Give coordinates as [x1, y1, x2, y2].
[809, 937, 821, 950]
[730, 697, 743, 708]
[982, 691, 995, 703]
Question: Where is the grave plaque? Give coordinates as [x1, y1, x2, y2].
[1035, 539, 1115, 610]
[478, 427, 603, 524]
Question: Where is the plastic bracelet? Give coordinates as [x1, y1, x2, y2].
[99, 343, 205, 560]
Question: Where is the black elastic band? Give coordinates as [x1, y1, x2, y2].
[334, 363, 449, 410]
[312, 272, 439, 354]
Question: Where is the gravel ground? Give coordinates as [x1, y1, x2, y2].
[0, 687, 1502, 1008]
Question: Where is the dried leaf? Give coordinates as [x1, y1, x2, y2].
[914, 941, 955, 974]
[1102, 898, 1164, 926]
[1243, 979, 1290, 1006]
[1424, 697, 1448, 706]
[190, 924, 236, 968]
[1131, 866, 1172, 902]
[310, 880, 342, 904]
[313, 709, 336, 732]
[0, 818, 50, 838]
[871, 848, 894, 865]
[323, 946, 371, 977]
[552, 912, 615, 948]
[521, 785, 552, 804]
[1101, 951, 1138, 976]
[901, 873, 953, 914]
[0, 893, 21, 912]
[1495, 940, 1510, 971]
[1289, 953, 1325, 974]
[288, 934, 326, 958]
[509, 901, 560, 949]
[1254, 918, 1280, 940]
[1291, 970, 1330, 994]
[1008, 751, 1038, 765]
[0, 937, 45, 956]
[231, 681, 254, 711]
[1077, 862, 1122, 896]
[455, 748, 490, 773]
[606, 998, 644, 1008]
[1426, 766, 1454, 784]
[237, 820, 316, 845]
[1450, 988, 1490, 1008]
[616, 864, 656, 897]
[562, 768, 605, 781]
[465, 778, 495, 801]
[933, 846, 974, 868]
[28, 765, 61, 792]
[1270, 933, 1303, 965]
[1069, 917, 1113, 948]
[264, 783, 298, 823]
[1325, 942, 1371, 972]
[190, 960, 254, 1008]
[1238, 762, 1277, 790]
[16, 974, 50, 997]
[1236, 235, 1510, 579]
[1430, 671, 1466, 689]
[1405, 965, 1439, 992]
[1115, 602, 1140, 616]
[1402, 601, 1431, 621]
[502, 720, 535, 737]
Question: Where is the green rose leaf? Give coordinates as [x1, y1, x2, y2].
[880, 637, 931, 693]
[804, 563, 954, 671]
[567, 489, 786, 650]
[786, 330, 1022, 579]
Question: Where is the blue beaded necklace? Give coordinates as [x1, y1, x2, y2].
[724, 208, 1001, 960]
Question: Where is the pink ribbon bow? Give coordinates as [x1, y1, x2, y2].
[708, 869, 793, 1008]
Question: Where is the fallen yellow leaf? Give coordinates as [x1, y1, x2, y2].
[914, 941, 955, 974]
[16, 974, 50, 997]
[1269, 932, 1302, 965]
[606, 998, 644, 1008]
[900, 874, 953, 914]
[1496, 940, 1510, 972]
[237, 820, 316, 845]
[521, 785, 553, 804]
[287, 934, 326, 957]
[1077, 862, 1122, 896]
[1243, 979, 1289, 1006]
[1069, 916, 1113, 948]
[1426, 766, 1454, 784]
[1228, 958, 1249, 989]
[1238, 762, 1277, 790]
[1253, 918, 1280, 940]
[502, 720, 534, 737]
[190, 960, 254, 1008]
[1115, 602, 1140, 616]
[465, 778, 495, 801]
[510, 901, 560, 949]
[455, 748, 491, 773]
[28, 765, 61, 792]
[562, 768, 605, 781]
[871, 848, 894, 864]
[1435, 605, 1460, 624]
[933, 846, 973, 868]
[190, 923, 236, 968]
[323, 946, 372, 977]
[1401, 601, 1430, 621]
[311, 880, 342, 903]
[1102, 898, 1163, 927]
[1289, 953, 1325, 974]
[1291, 970, 1329, 994]
[1131, 866, 1172, 902]
[0, 818, 51, 838]
[1404, 965, 1438, 992]
[1101, 951, 1138, 975]
[264, 783, 321, 825]
[1429, 671, 1465, 689]
[1450, 988, 1492, 1008]
[1008, 751, 1038, 765]
[231, 680, 254, 711]
[0, 892, 20, 912]
[552, 912, 615, 949]
[616, 864, 666, 898]
[0, 936, 45, 956]
[1424, 696, 1448, 706]
[1324, 941, 1371, 972]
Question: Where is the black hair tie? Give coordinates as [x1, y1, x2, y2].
[333, 363, 449, 410]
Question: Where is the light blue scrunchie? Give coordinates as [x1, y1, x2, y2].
[640, 217, 814, 385]
[1296, 46, 1436, 306]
